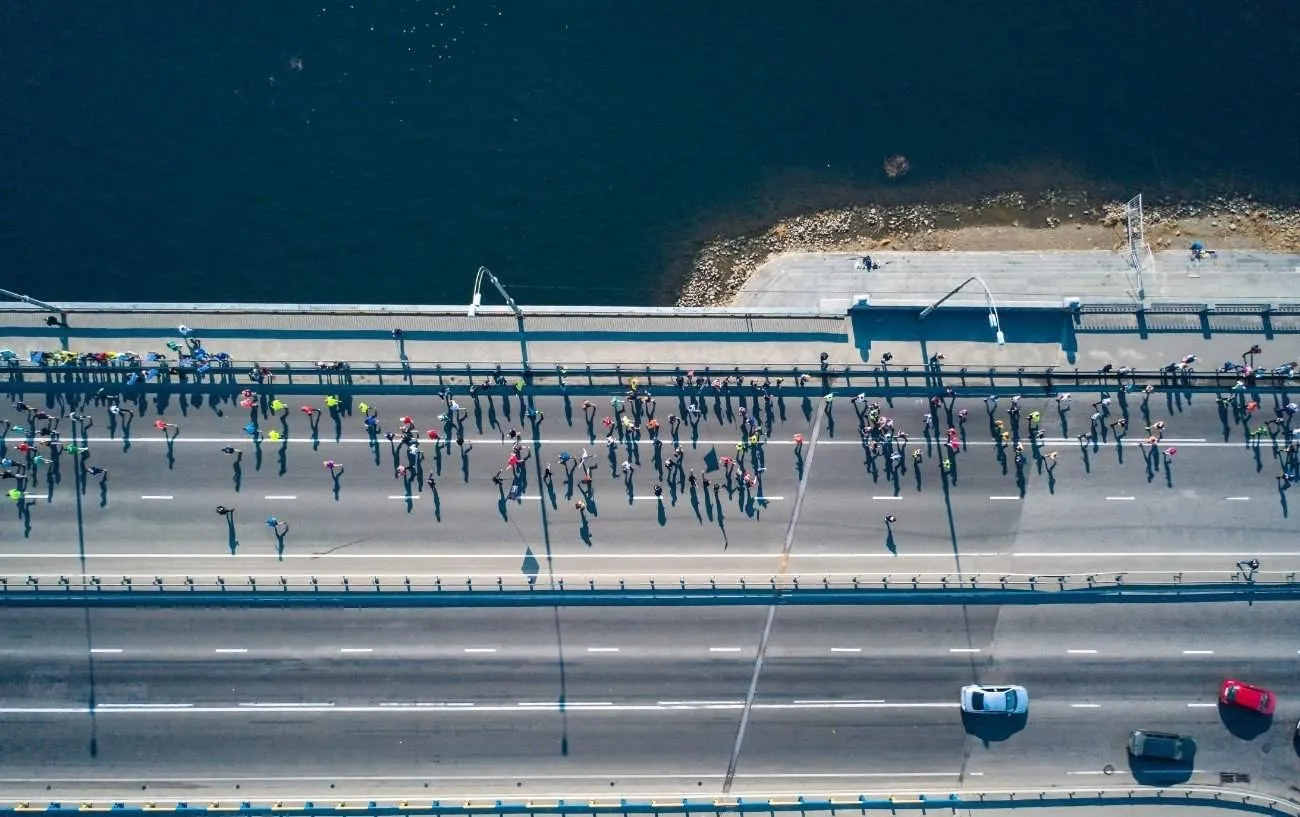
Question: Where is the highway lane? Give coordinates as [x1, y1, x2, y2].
[0, 605, 1295, 799]
[3, 391, 1299, 585]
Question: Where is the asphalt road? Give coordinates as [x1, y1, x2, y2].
[3, 389, 1299, 586]
[0, 605, 1296, 800]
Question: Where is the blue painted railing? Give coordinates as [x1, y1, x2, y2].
[3, 583, 1299, 609]
[1, 790, 1296, 817]
[2, 359, 1295, 399]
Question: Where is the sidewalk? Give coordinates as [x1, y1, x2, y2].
[733, 250, 1300, 310]
[3, 245, 1299, 372]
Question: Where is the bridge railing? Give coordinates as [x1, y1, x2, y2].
[3, 358, 1297, 397]
[2, 787, 1297, 816]
[2, 572, 1297, 607]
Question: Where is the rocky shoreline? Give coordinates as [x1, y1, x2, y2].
[674, 191, 1300, 307]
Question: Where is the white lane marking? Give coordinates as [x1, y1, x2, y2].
[988, 496, 1019, 501]
[708, 647, 742, 653]
[264, 495, 297, 501]
[1105, 496, 1135, 501]
[139, 495, 173, 500]
[658, 700, 744, 706]
[829, 647, 862, 653]
[462, 648, 497, 654]
[90, 648, 123, 654]
[948, 648, 980, 653]
[872, 496, 901, 501]
[1067, 649, 1098, 655]
[794, 699, 886, 705]
[72, 435, 1234, 447]
[9, 549, 1300, 561]
[1182, 650, 1215, 655]
[1070, 704, 1101, 709]
[388, 495, 418, 500]
[585, 647, 620, 653]
[1188, 702, 1217, 708]
[338, 648, 373, 654]
[1224, 496, 1250, 501]
[214, 648, 248, 654]
[0, 700, 966, 715]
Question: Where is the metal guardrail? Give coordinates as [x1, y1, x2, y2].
[2, 573, 1297, 608]
[2, 788, 1297, 817]
[3, 359, 1296, 398]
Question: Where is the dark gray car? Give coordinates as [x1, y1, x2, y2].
[1128, 730, 1194, 761]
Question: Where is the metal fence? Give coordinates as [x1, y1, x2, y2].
[3, 572, 1297, 608]
[1, 788, 1296, 817]
[3, 359, 1296, 398]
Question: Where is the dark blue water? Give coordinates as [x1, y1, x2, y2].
[3, 2, 1298, 307]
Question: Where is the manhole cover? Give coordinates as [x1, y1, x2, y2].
[1102, 764, 1114, 775]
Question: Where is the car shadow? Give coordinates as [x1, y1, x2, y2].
[961, 711, 1028, 743]
[1219, 704, 1273, 740]
[1128, 750, 1195, 786]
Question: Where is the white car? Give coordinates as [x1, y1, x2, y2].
[961, 684, 1029, 715]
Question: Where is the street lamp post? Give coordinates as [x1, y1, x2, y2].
[917, 275, 1005, 346]
[0, 287, 66, 325]
[468, 265, 528, 369]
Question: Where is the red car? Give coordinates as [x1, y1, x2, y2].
[1219, 679, 1276, 715]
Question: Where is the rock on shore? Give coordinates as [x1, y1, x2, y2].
[674, 192, 1300, 307]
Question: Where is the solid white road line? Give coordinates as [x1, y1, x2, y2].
[829, 647, 862, 653]
[708, 647, 742, 653]
[1187, 702, 1217, 708]
[988, 496, 1019, 501]
[338, 648, 373, 654]
[1182, 650, 1215, 655]
[462, 648, 497, 654]
[585, 647, 620, 653]
[214, 648, 248, 654]
[1067, 649, 1099, 655]
[1105, 496, 1135, 501]
[948, 648, 981, 653]
[1224, 496, 1250, 501]
[90, 648, 123, 654]
[140, 495, 173, 500]
[1070, 704, 1101, 708]
[387, 495, 418, 500]
[264, 495, 297, 501]
[872, 496, 901, 501]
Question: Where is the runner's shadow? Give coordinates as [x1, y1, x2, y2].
[227, 515, 239, 555]
[1278, 483, 1289, 517]
[657, 499, 667, 526]
[99, 475, 109, 508]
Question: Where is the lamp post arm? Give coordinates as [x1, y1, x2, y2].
[918, 276, 982, 320]
[473, 266, 521, 318]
